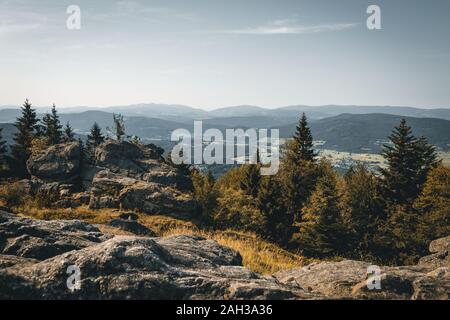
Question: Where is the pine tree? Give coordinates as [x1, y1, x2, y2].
[86, 122, 105, 157]
[381, 119, 438, 205]
[214, 188, 264, 232]
[287, 113, 316, 165]
[0, 128, 7, 156]
[63, 122, 75, 142]
[78, 137, 85, 165]
[414, 165, 450, 240]
[280, 154, 320, 222]
[11, 99, 39, 176]
[376, 120, 439, 264]
[0, 128, 9, 177]
[279, 113, 318, 224]
[415, 136, 440, 187]
[42, 104, 62, 145]
[192, 169, 218, 222]
[294, 169, 347, 257]
[240, 164, 261, 198]
[341, 164, 385, 256]
[379, 203, 428, 265]
[257, 176, 292, 244]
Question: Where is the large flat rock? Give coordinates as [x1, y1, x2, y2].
[0, 212, 316, 300]
[274, 260, 449, 300]
[0, 211, 110, 260]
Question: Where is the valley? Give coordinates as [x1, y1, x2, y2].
[1, 104, 449, 172]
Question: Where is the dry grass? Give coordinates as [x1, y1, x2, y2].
[10, 205, 310, 275]
[137, 214, 197, 235]
[161, 227, 312, 274]
[96, 225, 136, 236]
[16, 205, 117, 224]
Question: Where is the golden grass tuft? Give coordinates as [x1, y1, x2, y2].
[161, 227, 312, 274]
[16, 205, 117, 224]
[96, 225, 136, 236]
[137, 214, 197, 235]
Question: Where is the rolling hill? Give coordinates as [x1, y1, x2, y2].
[0, 108, 448, 154]
[2, 104, 449, 124]
[278, 113, 450, 152]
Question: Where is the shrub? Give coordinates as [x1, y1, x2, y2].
[214, 188, 265, 233]
[0, 182, 29, 207]
[33, 188, 60, 209]
[30, 137, 50, 156]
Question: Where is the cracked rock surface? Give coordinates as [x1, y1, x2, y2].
[0, 211, 448, 300]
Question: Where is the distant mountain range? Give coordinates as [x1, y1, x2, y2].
[0, 104, 449, 153]
[1, 103, 450, 122]
[104, 104, 450, 120]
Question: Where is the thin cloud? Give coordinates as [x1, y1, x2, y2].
[0, 23, 41, 36]
[0, 7, 49, 37]
[92, 1, 195, 21]
[221, 19, 358, 35]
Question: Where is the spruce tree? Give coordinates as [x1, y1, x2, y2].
[214, 188, 264, 233]
[294, 168, 347, 257]
[280, 113, 318, 223]
[0, 128, 9, 177]
[415, 136, 439, 186]
[11, 99, 39, 176]
[42, 104, 62, 145]
[0, 128, 7, 156]
[86, 122, 105, 156]
[381, 119, 438, 205]
[240, 164, 261, 198]
[341, 164, 385, 256]
[288, 113, 316, 164]
[192, 169, 218, 222]
[257, 176, 292, 244]
[280, 154, 319, 223]
[63, 122, 75, 142]
[414, 165, 450, 239]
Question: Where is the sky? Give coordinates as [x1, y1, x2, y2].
[0, 0, 449, 110]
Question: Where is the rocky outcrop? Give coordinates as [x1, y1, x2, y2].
[0, 255, 38, 269]
[88, 141, 196, 216]
[274, 240, 450, 300]
[418, 236, 450, 269]
[0, 211, 110, 261]
[27, 142, 81, 182]
[93, 140, 190, 190]
[95, 140, 147, 168]
[0, 211, 316, 300]
[274, 260, 371, 298]
[0, 211, 448, 300]
[0, 235, 319, 300]
[89, 170, 197, 216]
[429, 236, 450, 253]
[108, 218, 156, 237]
[22, 140, 197, 217]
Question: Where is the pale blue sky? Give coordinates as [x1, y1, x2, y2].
[0, 0, 449, 109]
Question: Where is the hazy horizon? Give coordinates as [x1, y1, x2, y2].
[1, 0, 450, 109]
[1, 101, 450, 111]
